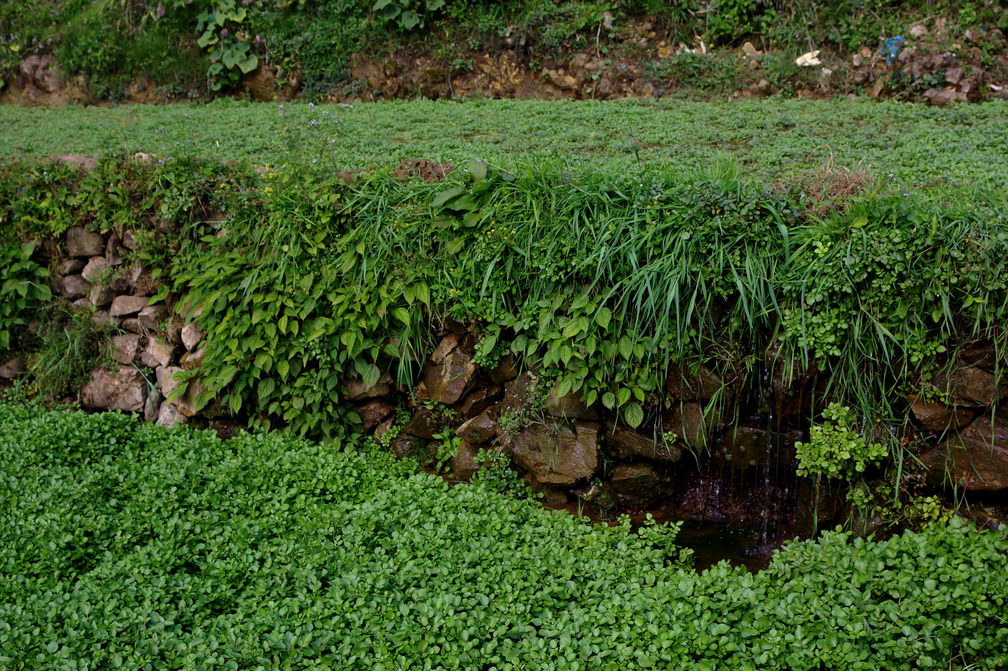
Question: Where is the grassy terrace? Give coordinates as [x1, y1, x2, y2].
[2, 98, 1008, 191]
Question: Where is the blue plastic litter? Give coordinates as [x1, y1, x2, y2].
[883, 35, 905, 66]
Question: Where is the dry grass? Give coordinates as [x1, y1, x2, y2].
[778, 145, 875, 217]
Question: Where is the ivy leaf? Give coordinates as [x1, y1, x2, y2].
[602, 391, 616, 409]
[624, 402, 644, 429]
[401, 10, 420, 29]
[595, 306, 612, 330]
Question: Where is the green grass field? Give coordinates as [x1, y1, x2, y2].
[2, 98, 1008, 190]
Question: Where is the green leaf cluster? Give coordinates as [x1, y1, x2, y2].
[0, 241, 51, 356]
[795, 402, 887, 480]
[1, 402, 1006, 670]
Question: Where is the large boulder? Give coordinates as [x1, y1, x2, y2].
[109, 295, 150, 318]
[545, 379, 598, 420]
[455, 385, 501, 419]
[423, 335, 476, 405]
[511, 421, 599, 485]
[456, 407, 497, 443]
[919, 409, 1008, 490]
[354, 399, 395, 431]
[928, 365, 1007, 407]
[141, 338, 175, 369]
[66, 227, 105, 258]
[909, 396, 974, 432]
[401, 405, 450, 439]
[344, 371, 394, 401]
[662, 402, 716, 450]
[81, 256, 108, 283]
[450, 438, 483, 481]
[111, 333, 141, 365]
[605, 423, 683, 462]
[81, 366, 147, 413]
[609, 463, 666, 509]
[181, 322, 203, 351]
[712, 425, 803, 469]
[138, 304, 168, 331]
[665, 362, 724, 400]
[156, 365, 184, 400]
[59, 275, 91, 300]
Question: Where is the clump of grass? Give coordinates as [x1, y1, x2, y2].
[779, 145, 875, 217]
[25, 306, 112, 403]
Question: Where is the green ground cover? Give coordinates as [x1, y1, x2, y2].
[1, 402, 1005, 670]
[2, 98, 1008, 190]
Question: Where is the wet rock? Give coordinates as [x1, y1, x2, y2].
[59, 274, 91, 300]
[141, 338, 175, 369]
[501, 371, 538, 414]
[456, 408, 497, 443]
[181, 322, 203, 351]
[663, 402, 713, 450]
[572, 481, 615, 514]
[609, 463, 665, 509]
[796, 478, 845, 537]
[713, 425, 803, 469]
[511, 421, 599, 486]
[60, 258, 86, 276]
[138, 304, 168, 331]
[545, 379, 598, 420]
[111, 333, 141, 365]
[960, 344, 998, 370]
[156, 365, 184, 400]
[423, 338, 476, 405]
[67, 227, 105, 258]
[487, 353, 519, 384]
[841, 504, 893, 540]
[919, 409, 1008, 490]
[81, 366, 147, 413]
[525, 474, 570, 503]
[929, 365, 1007, 407]
[390, 434, 424, 461]
[455, 385, 501, 419]
[374, 416, 395, 441]
[605, 423, 683, 462]
[88, 278, 118, 307]
[402, 405, 450, 439]
[0, 354, 28, 379]
[344, 370, 394, 401]
[81, 256, 108, 283]
[180, 345, 206, 370]
[109, 295, 150, 318]
[157, 401, 185, 429]
[665, 362, 724, 401]
[450, 438, 482, 481]
[355, 399, 395, 431]
[910, 396, 974, 432]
